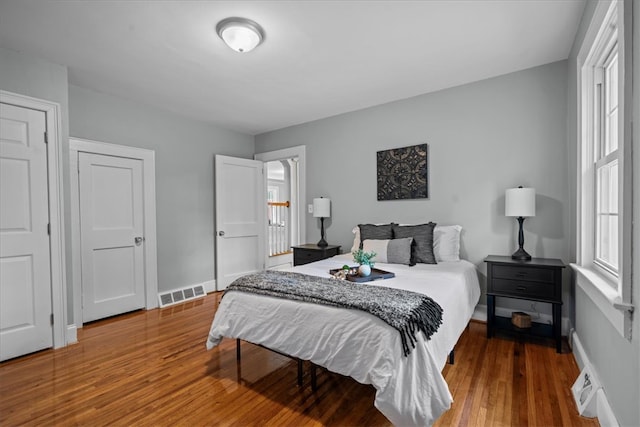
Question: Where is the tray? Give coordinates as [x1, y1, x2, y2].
[329, 267, 395, 283]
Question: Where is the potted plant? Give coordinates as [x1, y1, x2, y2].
[352, 249, 376, 277]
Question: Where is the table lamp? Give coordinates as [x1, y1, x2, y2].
[505, 186, 535, 260]
[313, 197, 331, 247]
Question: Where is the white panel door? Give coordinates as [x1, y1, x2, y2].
[215, 155, 265, 290]
[0, 102, 53, 361]
[79, 153, 145, 322]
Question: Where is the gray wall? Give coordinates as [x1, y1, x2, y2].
[0, 47, 75, 320]
[566, 1, 640, 425]
[69, 84, 255, 294]
[256, 61, 570, 313]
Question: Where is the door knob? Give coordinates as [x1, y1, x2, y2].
[218, 231, 225, 236]
[135, 236, 145, 245]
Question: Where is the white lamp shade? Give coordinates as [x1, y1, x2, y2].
[313, 198, 331, 218]
[505, 187, 536, 217]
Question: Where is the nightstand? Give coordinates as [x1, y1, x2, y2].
[484, 255, 565, 353]
[292, 244, 341, 266]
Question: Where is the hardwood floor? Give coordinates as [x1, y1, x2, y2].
[0, 293, 599, 426]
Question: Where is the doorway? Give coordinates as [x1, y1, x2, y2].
[255, 146, 306, 271]
[265, 159, 298, 269]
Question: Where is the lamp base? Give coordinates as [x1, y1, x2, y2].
[317, 217, 328, 247]
[511, 247, 532, 261]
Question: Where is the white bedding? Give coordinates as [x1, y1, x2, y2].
[206, 254, 480, 426]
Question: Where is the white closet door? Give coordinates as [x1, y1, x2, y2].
[0, 102, 53, 361]
[79, 152, 145, 322]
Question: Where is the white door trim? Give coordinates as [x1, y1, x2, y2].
[255, 145, 307, 244]
[69, 137, 158, 327]
[0, 90, 68, 348]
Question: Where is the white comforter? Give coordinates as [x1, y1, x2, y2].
[206, 254, 480, 426]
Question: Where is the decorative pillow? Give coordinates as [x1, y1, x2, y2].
[351, 225, 386, 252]
[392, 223, 437, 264]
[361, 238, 413, 265]
[358, 223, 394, 249]
[434, 225, 462, 262]
[351, 226, 361, 253]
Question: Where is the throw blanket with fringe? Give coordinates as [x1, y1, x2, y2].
[225, 270, 443, 357]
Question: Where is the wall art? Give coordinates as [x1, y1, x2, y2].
[377, 143, 429, 200]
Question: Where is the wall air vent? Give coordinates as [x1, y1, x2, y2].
[172, 291, 184, 302]
[158, 284, 207, 308]
[160, 293, 173, 306]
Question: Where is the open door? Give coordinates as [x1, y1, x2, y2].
[215, 155, 265, 290]
[0, 102, 53, 361]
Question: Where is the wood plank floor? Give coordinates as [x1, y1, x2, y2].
[0, 293, 599, 426]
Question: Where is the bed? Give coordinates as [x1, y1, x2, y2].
[206, 224, 480, 426]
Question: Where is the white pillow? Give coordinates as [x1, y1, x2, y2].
[351, 226, 362, 253]
[351, 224, 392, 252]
[361, 238, 413, 265]
[433, 225, 462, 262]
[352, 224, 462, 261]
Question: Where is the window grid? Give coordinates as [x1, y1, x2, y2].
[593, 41, 619, 277]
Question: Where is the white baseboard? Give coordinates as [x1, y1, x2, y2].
[571, 330, 619, 426]
[473, 304, 570, 335]
[571, 329, 588, 370]
[201, 279, 216, 294]
[472, 304, 487, 321]
[66, 324, 78, 344]
[596, 389, 619, 427]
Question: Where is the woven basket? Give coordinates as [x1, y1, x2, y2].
[511, 311, 532, 328]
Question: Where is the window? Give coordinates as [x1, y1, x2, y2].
[574, 0, 633, 339]
[593, 40, 619, 275]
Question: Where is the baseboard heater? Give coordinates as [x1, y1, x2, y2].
[158, 285, 206, 308]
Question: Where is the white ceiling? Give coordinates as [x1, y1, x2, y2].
[0, 1, 585, 136]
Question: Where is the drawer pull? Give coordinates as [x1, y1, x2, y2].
[516, 286, 527, 291]
[515, 272, 526, 278]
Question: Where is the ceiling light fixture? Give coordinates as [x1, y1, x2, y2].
[216, 17, 264, 53]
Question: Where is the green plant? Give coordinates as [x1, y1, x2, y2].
[352, 249, 376, 267]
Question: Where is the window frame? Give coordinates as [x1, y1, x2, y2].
[573, 0, 633, 340]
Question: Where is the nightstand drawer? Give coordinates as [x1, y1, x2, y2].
[492, 265, 554, 283]
[292, 244, 341, 266]
[294, 250, 325, 265]
[491, 278, 556, 300]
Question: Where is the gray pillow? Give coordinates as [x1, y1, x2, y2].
[387, 237, 413, 265]
[358, 223, 394, 248]
[392, 222, 437, 264]
[361, 237, 413, 265]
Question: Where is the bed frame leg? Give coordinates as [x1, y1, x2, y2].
[297, 360, 303, 386]
[448, 349, 454, 365]
[310, 364, 318, 392]
[236, 338, 241, 361]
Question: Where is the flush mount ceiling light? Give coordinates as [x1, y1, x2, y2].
[216, 17, 264, 53]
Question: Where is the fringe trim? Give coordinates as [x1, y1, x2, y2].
[399, 301, 443, 357]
